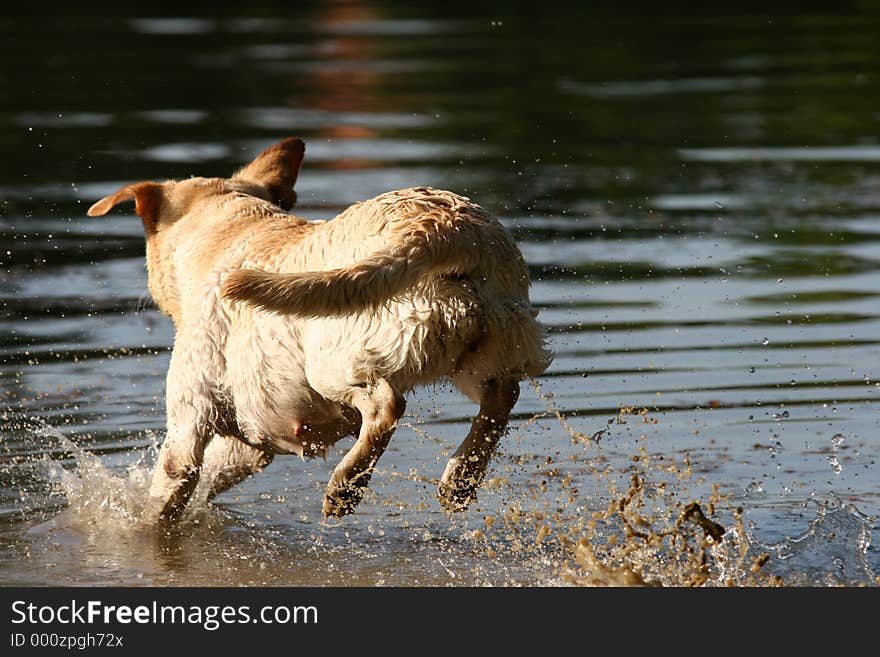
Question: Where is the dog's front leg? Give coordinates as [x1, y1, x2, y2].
[146, 348, 216, 525]
[147, 427, 206, 525]
[322, 379, 406, 518]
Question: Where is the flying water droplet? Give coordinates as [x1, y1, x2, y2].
[827, 433, 844, 476]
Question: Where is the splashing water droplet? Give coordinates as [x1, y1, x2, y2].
[827, 454, 842, 476]
[827, 433, 845, 477]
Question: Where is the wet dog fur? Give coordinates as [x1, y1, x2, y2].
[88, 137, 551, 524]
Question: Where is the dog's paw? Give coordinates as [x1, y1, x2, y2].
[437, 480, 477, 513]
[322, 480, 365, 518]
[142, 496, 182, 531]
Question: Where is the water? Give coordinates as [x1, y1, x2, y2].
[1, 3, 878, 586]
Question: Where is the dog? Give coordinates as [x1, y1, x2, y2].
[88, 137, 552, 524]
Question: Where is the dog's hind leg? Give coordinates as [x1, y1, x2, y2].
[438, 377, 520, 512]
[321, 378, 406, 518]
[202, 434, 274, 501]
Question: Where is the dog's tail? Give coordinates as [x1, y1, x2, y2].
[221, 229, 487, 317]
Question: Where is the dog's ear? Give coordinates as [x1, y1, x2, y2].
[233, 137, 305, 210]
[87, 182, 164, 234]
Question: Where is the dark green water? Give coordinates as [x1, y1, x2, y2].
[0, 2, 877, 585]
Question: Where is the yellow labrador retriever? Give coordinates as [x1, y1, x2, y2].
[88, 137, 551, 524]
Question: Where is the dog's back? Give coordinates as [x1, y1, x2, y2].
[223, 186, 550, 401]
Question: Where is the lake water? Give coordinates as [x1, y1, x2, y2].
[1, 3, 878, 586]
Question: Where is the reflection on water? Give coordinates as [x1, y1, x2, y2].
[1, 3, 878, 586]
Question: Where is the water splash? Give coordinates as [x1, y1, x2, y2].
[561, 483, 876, 587]
[2, 406, 875, 587]
[32, 426, 220, 538]
[39, 428, 152, 530]
[746, 497, 876, 586]
[507, 394, 878, 587]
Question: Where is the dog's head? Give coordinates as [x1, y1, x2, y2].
[87, 137, 305, 320]
[87, 137, 305, 230]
